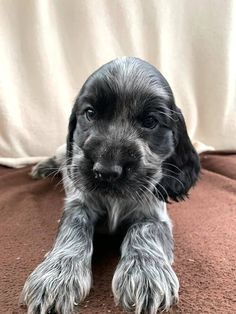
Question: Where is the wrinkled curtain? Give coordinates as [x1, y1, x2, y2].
[0, 0, 235, 167]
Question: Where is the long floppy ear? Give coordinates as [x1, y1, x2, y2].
[66, 103, 78, 162]
[159, 107, 200, 202]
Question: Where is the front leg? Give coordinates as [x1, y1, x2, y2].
[21, 199, 96, 314]
[112, 218, 179, 314]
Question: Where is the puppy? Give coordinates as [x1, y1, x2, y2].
[21, 57, 200, 314]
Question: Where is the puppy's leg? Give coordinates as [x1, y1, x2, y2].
[112, 218, 179, 314]
[31, 144, 66, 179]
[21, 199, 95, 314]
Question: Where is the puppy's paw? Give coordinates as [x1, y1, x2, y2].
[21, 256, 92, 314]
[112, 256, 179, 313]
[31, 158, 59, 179]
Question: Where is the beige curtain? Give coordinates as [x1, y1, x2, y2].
[0, 0, 235, 167]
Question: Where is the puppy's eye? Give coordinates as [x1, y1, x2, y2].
[142, 116, 158, 129]
[85, 108, 96, 121]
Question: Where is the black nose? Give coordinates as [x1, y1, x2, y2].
[93, 162, 122, 182]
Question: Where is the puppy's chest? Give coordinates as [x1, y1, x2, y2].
[88, 195, 167, 234]
[96, 197, 135, 233]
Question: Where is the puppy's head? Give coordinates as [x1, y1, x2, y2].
[67, 57, 200, 202]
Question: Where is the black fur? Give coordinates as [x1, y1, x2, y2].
[159, 108, 200, 201]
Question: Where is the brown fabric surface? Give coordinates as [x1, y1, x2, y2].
[0, 153, 236, 314]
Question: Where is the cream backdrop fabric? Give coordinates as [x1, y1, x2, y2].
[0, 0, 235, 167]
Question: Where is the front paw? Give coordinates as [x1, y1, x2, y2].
[30, 157, 58, 179]
[21, 256, 92, 314]
[112, 256, 179, 313]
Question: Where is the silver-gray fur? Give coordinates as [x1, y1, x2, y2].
[112, 220, 179, 314]
[21, 199, 95, 313]
[23, 145, 179, 314]
[21, 57, 200, 313]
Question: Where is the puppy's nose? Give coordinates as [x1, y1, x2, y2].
[93, 162, 122, 182]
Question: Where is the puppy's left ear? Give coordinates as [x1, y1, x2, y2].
[159, 107, 200, 202]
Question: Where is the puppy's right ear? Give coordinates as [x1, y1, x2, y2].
[66, 103, 77, 161]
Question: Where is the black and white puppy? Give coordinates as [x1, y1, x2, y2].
[22, 57, 200, 314]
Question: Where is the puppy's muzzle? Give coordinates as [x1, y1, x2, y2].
[83, 136, 142, 184]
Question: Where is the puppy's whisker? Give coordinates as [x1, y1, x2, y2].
[159, 167, 180, 176]
[136, 187, 152, 212]
[148, 180, 168, 202]
[138, 184, 158, 212]
[143, 175, 169, 201]
[162, 174, 185, 189]
[140, 185, 154, 203]
[142, 181, 166, 204]
[125, 188, 137, 203]
[161, 162, 184, 174]
[162, 162, 192, 182]
[134, 190, 144, 206]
